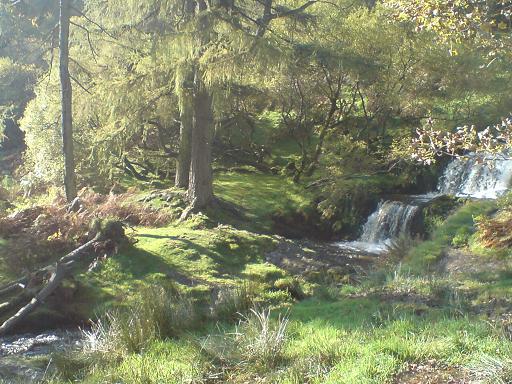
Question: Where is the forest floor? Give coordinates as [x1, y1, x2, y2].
[1, 171, 512, 383]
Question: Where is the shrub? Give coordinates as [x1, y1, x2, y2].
[0, 189, 172, 275]
[476, 212, 512, 249]
[451, 227, 472, 248]
[273, 277, 305, 300]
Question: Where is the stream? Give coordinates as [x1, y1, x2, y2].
[0, 330, 82, 383]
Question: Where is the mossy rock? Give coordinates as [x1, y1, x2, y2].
[419, 195, 463, 236]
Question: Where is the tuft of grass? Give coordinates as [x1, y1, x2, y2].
[201, 307, 290, 375]
[235, 308, 290, 370]
[211, 282, 260, 321]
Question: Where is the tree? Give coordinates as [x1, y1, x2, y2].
[59, 0, 77, 202]
[182, 0, 214, 211]
[384, 0, 512, 57]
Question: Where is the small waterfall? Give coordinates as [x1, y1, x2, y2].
[359, 200, 420, 243]
[335, 152, 512, 254]
[335, 198, 423, 254]
[438, 154, 512, 199]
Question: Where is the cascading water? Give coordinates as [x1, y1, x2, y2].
[336, 198, 424, 254]
[359, 200, 420, 243]
[437, 154, 512, 199]
[335, 152, 512, 254]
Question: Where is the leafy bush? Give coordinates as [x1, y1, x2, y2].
[451, 226, 472, 248]
[273, 277, 305, 300]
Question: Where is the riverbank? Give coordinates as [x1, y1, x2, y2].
[0, 198, 509, 383]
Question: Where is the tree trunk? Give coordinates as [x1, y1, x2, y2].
[186, 70, 214, 210]
[0, 233, 101, 335]
[175, 95, 193, 188]
[183, 0, 214, 212]
[59, 0, 77, 202]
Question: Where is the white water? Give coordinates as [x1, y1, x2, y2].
[335, 153, 512, 254]
[335, 198, 424, 254]
[437, 154, 512, 199]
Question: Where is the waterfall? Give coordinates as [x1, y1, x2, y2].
[359, 200, 420, 243]
[335, 198, 423, 254]
[335, 152, 512, 254]
[437, 154, 512, 199]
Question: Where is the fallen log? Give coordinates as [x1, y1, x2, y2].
[0, 221, 125, 335]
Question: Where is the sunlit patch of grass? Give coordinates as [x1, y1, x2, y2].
[214, 171, 314, 232]
[80, 223, 278, 309]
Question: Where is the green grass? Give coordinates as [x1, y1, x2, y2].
[53, 267, 512, 383]
[214, 171, 314, 232]
[406, 200, 497, 272]
[4, 168, 512, 383]
[75, 221, 280, 316]
[50, 194, 512, 383]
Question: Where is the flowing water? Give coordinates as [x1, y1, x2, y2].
[0, 330, 81, 382]
[336, 153, 512, 254]
[335, 196, 428, 254]
[437, 153, 512, 199]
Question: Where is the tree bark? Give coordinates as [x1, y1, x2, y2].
[59, 0, 77, 202]
[186, 69, 214, 210]
[184, 0, 214, 212]
[175, 94, 193, 188]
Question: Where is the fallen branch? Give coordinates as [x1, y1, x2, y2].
[0, 221, 125, 335]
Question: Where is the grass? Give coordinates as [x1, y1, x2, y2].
[213, 170, 314, 232]
[48, 195, 512, 383]
[47, 193, 512, 383]
[4, 169, 512, 383]
[50, 268, 512, 383]
[73, 220, 281, 318]
[406, 199, 497, 272]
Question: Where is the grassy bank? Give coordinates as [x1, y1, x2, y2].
[41, 200, 512, 383]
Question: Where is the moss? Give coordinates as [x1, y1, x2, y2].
[421, 195, 463, 236]
[72, 223, 279, 318]
[213, 171, 314, 233]
[273, 277, 305, 300]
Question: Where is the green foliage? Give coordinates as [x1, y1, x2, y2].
[0, 57, 34, 120]
[407, 200, 497, 271]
